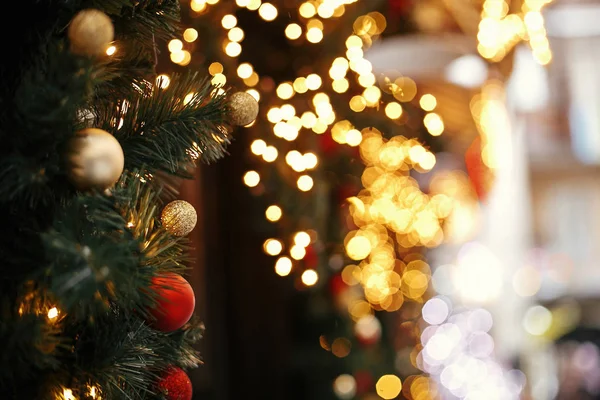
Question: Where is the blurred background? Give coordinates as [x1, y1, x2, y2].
[156, 0, 600, 399]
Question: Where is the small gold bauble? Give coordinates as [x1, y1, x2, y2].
[68, 9, 114, 56]
[161, 200, 198, 237]
[229, 92, 259, 126]
[66, 128, 124, 191]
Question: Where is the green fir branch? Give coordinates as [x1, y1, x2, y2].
[96, 72, 232, 177]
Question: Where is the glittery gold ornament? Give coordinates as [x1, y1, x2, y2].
[229, 92, 259, 126]
[68, 9, 114, 56]
[161, 200, 197, 237]
[65, 128, 124, 191]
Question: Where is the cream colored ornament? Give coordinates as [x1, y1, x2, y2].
[161, 200, 198, 237]
[229, 92, 259, 126]
[68, 9, 114, 56]
[66, 128, 124, 191]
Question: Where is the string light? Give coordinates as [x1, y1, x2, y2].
[258, 3, 278, 21]
[263, 239, 283, 256]
[266, 205, 282, 221]
[105, 45, 116, 56]
[275, 257, 293, 276]
[285, 23, 302, 40]
[243, 171, 260, 187]
[297, 175, 314, 191]
[47, 307, 59, 320]
[301, 269, 319, 286]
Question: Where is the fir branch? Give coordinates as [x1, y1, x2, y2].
[96, 72, 233, 177]
[11, 41, 96, 154]
[39, 193, 154, 322]
[114, 172, 190, 274]
[51, 311, 201, 400]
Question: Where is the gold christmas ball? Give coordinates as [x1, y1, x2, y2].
[229, 92, 259, 126]
[68, 9, 114, 56]
[66, 128, 124, 191]
[161, 200, 197, 237]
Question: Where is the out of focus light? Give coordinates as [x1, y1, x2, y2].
[345, 236, 371, 260]
[106, 45, 116, 56]
[275, 257, 292, 276]
[422, 297, 449, 325]
[62, 388, 76, 400]
[297, 175, 314, 191]
[243, 171, 260, 187]
[183, 28, 199, 42]
[225, 42, 242, 57]
[290, 244, 306, 260]
[333, 374, 357, 399]
[250, 139, 266, 155]
[156, 74, 170, 89]
[453, 242, 503, 304]
[264, 239, 283, 256]
[512, 265, 542, 297]
[222, 14, 237, 29]
[285, 23, 302, 40]
[294, 231, 311, 247]
[47, 307, 59, 320]
[385, 102, 403, 119]
[168, 39, 183, 52]
[259, 3, 278, 21]
[523, 305, 552, 336]
[376, 375, 402, 400]
[420, 94, 437, 111]
[265, 205, 282, 222]
[299, 2, 317, 18]
[302, 269, 319, 286]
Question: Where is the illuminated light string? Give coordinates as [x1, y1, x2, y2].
[477, 0, 554, 65]
[178, 2, 467, 395]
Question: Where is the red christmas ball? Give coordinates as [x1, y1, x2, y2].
[157, 366, 192, 400]
[148, 273, 195, 332]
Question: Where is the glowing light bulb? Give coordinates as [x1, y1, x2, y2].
[183, 28, 199, 42]
[168, 39, 183, 52]
[222, 14, 237, 29]
[275, 257, 292, 276]
[264, 239, 283, 256]
[259, 3, 278, 21]
[297, 175, 314, 191]
[156, 74, 170, 89]
[250, 139, 267, 155]
[106, 45, 116, 56]
[302, 269, 319, 286]
[290, 244, 306, 260]
[47, 307, 59, 320]
[420, 94, 437, 111]
[243, 171, 260, 187]
[294, 231, 311, 247]
[285, 23, 302, 40]
[262, 146, 278, 162]
[385, 102, 402, 119]
[237, 63, 253, 79]
[266, 205, 282, 221]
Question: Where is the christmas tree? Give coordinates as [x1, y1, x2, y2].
[0, 1, 257, 399]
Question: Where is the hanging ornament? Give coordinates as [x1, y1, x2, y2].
[68, 9, 114, 56]
[161, 200, 197, 237]
[65, 128, 124, 191]
[229, 92, 259, 126]
[148, 273, 195, 332]
[157, 366, 193, 400]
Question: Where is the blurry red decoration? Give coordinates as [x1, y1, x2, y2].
[465, 135, 493, 201]
[157, 366, 192, 400]
[388, 0, 413, 16]
[354, 370, 374, 395]
[304, 244, 319, 269]
[148, 273, 195, 332]
[329, 273, 348, 297]
[318, 130, 339, 155]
